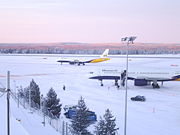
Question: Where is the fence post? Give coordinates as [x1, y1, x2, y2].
[66, 122, 68, 135]
[58, 117, 61, 133]
[56, 118, 59, 131]
[17, 93, 19, 108]
[23, 96, 26, 109]
[62, 121, 65, 135]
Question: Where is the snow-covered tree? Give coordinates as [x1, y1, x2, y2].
[94, 109, 119, 135]
[23, 86, 30, 101]
[70, 96, 93, 135]
[23, 79, 40, 108]
[17, 85, 24, 98]
[30, 79, 40, 107]
[45, 87, 62, 118]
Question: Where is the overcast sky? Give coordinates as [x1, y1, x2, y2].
[0, 0, 180, 43]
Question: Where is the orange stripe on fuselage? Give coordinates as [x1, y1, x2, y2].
[89, 58, 110, 63]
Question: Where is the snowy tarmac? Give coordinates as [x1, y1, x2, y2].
[0, 54, 180, 135]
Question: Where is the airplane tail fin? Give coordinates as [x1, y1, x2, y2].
[100, 49, 109, 58]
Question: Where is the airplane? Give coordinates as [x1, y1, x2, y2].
[57, 49, 110, 66]
[89, 70, 180, 89]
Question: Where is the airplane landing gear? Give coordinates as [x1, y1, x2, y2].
[78, 63, 85, 66]
[152, 83, 160, 89]
[115, 80, 120, 89]
[115, 80, 118, 86]
[100, 80, 103, 86]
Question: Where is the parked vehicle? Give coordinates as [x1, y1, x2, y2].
[64, 106, 97, 122]
[131, 95, 146, 101]
[63, 105, 77, 112]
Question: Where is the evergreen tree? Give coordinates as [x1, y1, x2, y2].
[29, 79, 40, 108]
[94, 109, 119, 135]
[23, 86, 30, 102]
[70, 96, 92, 135]
[23, 79, 40, 108]
[17, 85, 24, 98]
[45, 87, 62, 118]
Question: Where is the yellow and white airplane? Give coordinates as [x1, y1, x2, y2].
[57, 49, 110, 65]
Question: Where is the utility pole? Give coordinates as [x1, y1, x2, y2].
[7, 71, 10, 135]
[43, 99, 46, 127]
[121, 37, 137, 135]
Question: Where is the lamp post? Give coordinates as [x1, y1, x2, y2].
[7, 71, 10, 135]
[121, 36, 136, 135]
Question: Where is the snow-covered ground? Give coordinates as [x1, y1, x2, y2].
[0, 54, 180, 135]
[0, 94, 62, 135]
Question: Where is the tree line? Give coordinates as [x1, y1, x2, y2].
[1, 48, 180, 54]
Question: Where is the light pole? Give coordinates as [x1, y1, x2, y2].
[121, 36, 136, 135]
[7, 71, 11, 135]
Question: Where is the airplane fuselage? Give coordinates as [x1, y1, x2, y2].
[57, 49, 110, 65]
[89, 58, 110, 63]
[89, 70, 180, 88]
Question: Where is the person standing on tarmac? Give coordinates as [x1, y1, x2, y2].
[63, 85, 66, 90]
[121, 70, 126, 87]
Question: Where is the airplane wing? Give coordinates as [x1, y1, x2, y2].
[89, 75, 134, 87]
[57, 59, 94, 65]
[57, 60, 72, 63]
[89, 76, 134, 80]
[89, 76, 120, 80]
